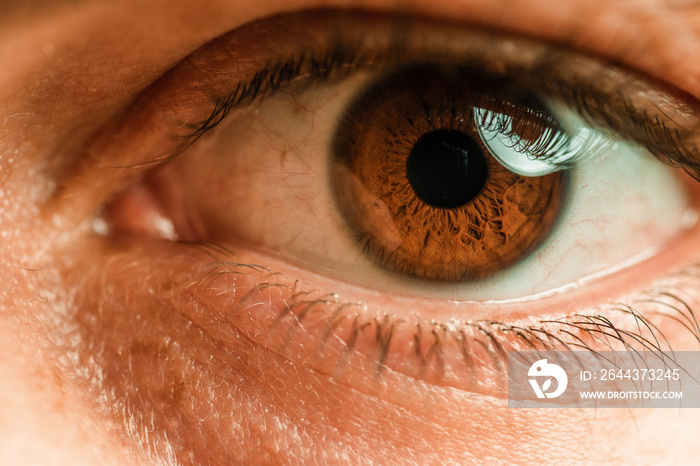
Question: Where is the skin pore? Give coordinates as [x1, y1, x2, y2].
[3, 0, 700, 463]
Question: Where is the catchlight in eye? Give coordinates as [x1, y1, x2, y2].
[474, 104, 607, 177]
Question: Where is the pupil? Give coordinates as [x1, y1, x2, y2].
[406, 129, 488, 208]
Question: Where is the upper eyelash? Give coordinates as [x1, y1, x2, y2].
[183, 29, 700, 183]
[560, 80, 700, 178]
[187, 44, 371, 142]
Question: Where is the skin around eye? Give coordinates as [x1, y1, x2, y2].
[11, 2, 700, 465]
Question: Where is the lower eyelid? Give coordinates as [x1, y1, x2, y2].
[59, 228, 700, 415]
[188, 253, 700, 387]
[49, 227, 697, 463]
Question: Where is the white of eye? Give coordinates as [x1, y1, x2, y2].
[474, 139, 695, 302]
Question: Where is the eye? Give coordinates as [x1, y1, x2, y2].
[332, 65, 569, 283]
[107, 11, 700, 301]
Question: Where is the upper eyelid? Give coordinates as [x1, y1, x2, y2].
[177, 11, 700, 173]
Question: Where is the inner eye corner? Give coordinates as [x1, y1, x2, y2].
[92, 166, 186, 243]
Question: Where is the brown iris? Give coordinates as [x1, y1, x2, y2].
[332, 66, 566, 281]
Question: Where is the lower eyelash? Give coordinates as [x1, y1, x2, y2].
[183, 243, 700, 397]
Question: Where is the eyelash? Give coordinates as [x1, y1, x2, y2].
[187, 45, 372, 142]
[185, 244, 700, 390]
